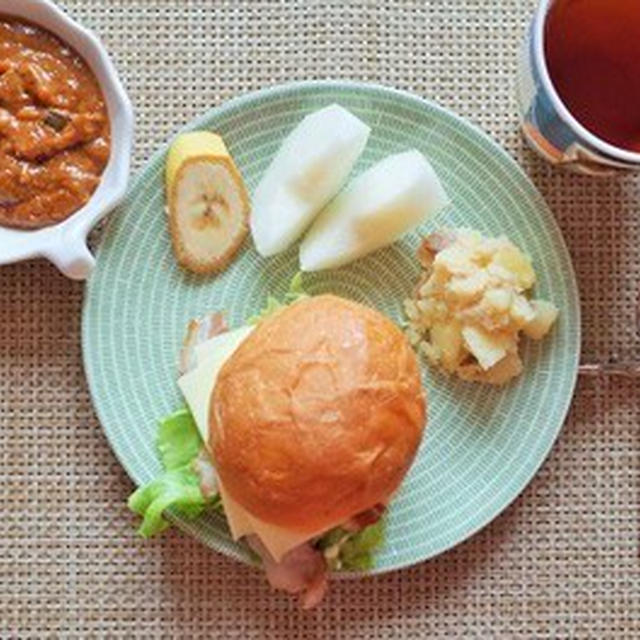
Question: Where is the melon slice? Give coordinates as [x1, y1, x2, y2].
[299, 150, 449, 271]
[250, 104, 370, 257]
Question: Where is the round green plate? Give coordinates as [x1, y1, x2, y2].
[83, 81, 580, 574]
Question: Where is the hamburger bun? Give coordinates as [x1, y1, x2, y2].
[209, 294, 426, 533]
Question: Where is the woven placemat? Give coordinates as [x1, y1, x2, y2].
[1, 0, 638, 637]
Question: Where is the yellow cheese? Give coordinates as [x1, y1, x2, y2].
[218, 480, 331, 561]
[216, 480, 254, 538]
[177, 323, 330, 560]
[195, 324, 254, 366]
[177, 326, 254, 442]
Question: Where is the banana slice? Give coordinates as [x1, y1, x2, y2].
[165, 131, 249, 273]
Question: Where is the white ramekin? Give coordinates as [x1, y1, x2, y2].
[0, 0, 134, 279]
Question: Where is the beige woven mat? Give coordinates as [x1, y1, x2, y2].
[1, 0, 639, 637]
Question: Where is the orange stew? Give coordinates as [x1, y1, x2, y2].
[0, 17, 110, 229]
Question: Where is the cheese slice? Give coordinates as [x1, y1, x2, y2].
[218, 480, 331, 561]
[178, 325, 254, 442]
[194, 324, 254, 368]
[177, 323, 330, 560]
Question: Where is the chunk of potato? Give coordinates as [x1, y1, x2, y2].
[482, 287, 513, 313]
[435, 245, 475, 277]
[509, 294, 536, 328]
[523, 299, 559, 339]
[430, 320, 464, 372]
[458, 352, 523, 385]
[491, 245, 536, 290]
[462, 325, 515, 371]
[447, 270, 490, 304]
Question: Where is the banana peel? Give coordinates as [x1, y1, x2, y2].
[166, 131, 249, 273]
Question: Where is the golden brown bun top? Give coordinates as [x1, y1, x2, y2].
[209, 294, 426, 533]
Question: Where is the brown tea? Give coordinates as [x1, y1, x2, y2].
[544, 0, 640, 153]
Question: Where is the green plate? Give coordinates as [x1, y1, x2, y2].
[82, 81, 580, 573]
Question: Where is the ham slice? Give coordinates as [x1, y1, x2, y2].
[178, 311, 228, 374]
[246, 535, 329, 609]
[343, 503, 386, 532]
[416, 230, 457, 268]
[192, 449, 218, 499]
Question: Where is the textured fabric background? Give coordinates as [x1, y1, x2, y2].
[1, 1, 638, 638]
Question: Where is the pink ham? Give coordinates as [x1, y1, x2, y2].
[416, 229, 457, 268]
[178, 311, 228, 374]
[192, 449, 217, 499]
[246, 535, 329, 609]
[342, 503, 386, 533]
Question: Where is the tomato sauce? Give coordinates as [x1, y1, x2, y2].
[0, 17, 110, 229]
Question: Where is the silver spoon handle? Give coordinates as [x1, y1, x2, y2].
[578, 362, 640, 378]
[577, 288, 640, 377]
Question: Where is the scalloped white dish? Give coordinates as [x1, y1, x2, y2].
[0, 0, 133, 279]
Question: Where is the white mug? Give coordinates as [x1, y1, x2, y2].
[517, 0, 640, 175]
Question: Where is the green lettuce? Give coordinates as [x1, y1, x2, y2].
[157, 408, 201, 469]
[316, 519, 385, 571]
[247, 272, 308, 324]
[128, 467, 206, 537]
[128, 409, 214, 537]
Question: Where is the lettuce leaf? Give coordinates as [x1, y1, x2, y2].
[128, 467, 206, 537]
[247, 272, 308, 324]
[340, 519, 385, 570]
[128, 409, 214, 537]
[316, 519, 386, 571]
[157, 408, 202, 470]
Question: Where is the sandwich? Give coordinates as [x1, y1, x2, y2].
[129, 280, 427, 607]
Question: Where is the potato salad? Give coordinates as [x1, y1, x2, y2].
[404, 229, 558, 385]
